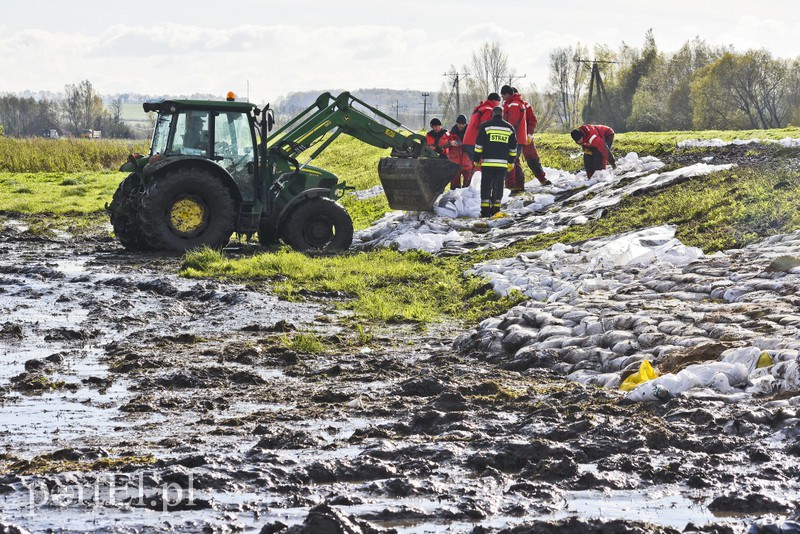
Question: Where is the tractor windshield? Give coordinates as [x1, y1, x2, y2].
[151, 112, 172, 156]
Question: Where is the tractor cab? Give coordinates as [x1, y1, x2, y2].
[146, 100, 259, 202]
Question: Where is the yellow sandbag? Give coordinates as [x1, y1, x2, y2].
[620, 359, 659, 392]
[757, 351, 773, 368]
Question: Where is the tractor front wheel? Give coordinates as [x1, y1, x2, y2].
[109, 173, 149, 251]
[138, 166, 236, 252]
[281, 197, 353, 252]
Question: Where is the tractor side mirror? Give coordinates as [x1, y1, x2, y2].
[261, 105, 274, 132]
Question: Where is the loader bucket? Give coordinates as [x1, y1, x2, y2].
[377, 157, 460, 211]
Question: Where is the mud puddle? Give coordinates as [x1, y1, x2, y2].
[1, 228, 798, 533]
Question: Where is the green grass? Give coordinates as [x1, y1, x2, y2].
[181, 247, 523, 324]
[0, 171, 126, 214]
[0, 137, 148, 173]
[281, 331, 329, 353]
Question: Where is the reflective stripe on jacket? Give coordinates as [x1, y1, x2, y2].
[473, 117, 517, 168]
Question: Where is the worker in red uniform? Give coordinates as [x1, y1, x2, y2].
[473, 106, 517, 217]
[571, 124, 616, 179]
[500, 86, 527, 194]
[462, 92, 501, 159]
[426, 118, 448, 159]
[522, 96, 551, 186]
[443, 114, 474, 189]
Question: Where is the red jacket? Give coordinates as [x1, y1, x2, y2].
[426, 128, 448, 158]
[502, 93, 527, 145]
[463, 98, 501, 147]
[524, 102, 538, 137]
[579, 124, 615, 165]
[443, 125, 473, 170]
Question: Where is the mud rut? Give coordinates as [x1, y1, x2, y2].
[0, 226, 797, 534]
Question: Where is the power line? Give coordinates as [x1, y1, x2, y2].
[575, 59, 618, 125]
[507, 73, 527, 87]
[391, 99, 405, 120]
[443, 72, 468, 116]
[420, 92, 431, 130]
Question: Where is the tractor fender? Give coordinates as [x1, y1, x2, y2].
[144, 156, 243, 204]
[277, 187, 333, 220]
[259, 187, 333, 246]
[272, 187, 333, 229]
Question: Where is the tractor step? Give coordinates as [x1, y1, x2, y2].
[377, 157, 459, 211]
[236, 204, 260, 234]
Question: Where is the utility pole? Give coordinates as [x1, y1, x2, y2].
[575, 59, 617, 124]
[420, 92, 430, 130]
[391, 100, 403, 120]
[507, 73, 526, 88]
[443, 72, 468, 116]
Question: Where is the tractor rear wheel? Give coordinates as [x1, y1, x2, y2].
[138, 166, 236, 252]
[109, 173, 149, 251]
[281, 197, 353, 252]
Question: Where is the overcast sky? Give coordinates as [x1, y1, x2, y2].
[2, 0, 798, 103]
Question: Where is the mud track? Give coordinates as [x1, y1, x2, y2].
[0, 219, 798, 533]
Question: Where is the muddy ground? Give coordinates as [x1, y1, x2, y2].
[1, 147, 800, 533]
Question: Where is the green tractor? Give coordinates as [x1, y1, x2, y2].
[108, 91, 456, 253]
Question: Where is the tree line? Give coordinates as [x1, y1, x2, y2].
[440, 32, 800, 132]
[0, 80, 134, 138]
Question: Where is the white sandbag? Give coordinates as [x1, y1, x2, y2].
[721, 346, 763, 373]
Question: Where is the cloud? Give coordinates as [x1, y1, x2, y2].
[1, 12, 798, 103]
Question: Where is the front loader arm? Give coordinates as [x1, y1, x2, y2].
[267, 92, 438, 168]
[266, 91, 458, 213]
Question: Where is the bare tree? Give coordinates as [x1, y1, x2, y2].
[62, 80, 105, 135]
[549, 44, 588, 130]
[789, 58, 800, 125]
[467, 41, 512, 98]
[437, 65, 468, 127]
[109, 97, 124, 125]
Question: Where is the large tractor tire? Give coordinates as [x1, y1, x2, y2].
[138, 166, 236, 252]
[109, 173, 149, 251]
[281, 197, 353, 252]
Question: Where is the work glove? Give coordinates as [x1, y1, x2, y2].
[474, 162, 481, 170]
[507, 163, 514, 172]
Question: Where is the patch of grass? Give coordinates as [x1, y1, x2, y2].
[0, 137, 148, 173]
[281, 331, 328, 354]
[181, 247, 523, 325]
[0, 171, 125, 215]
[4, 454, 158, 475]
